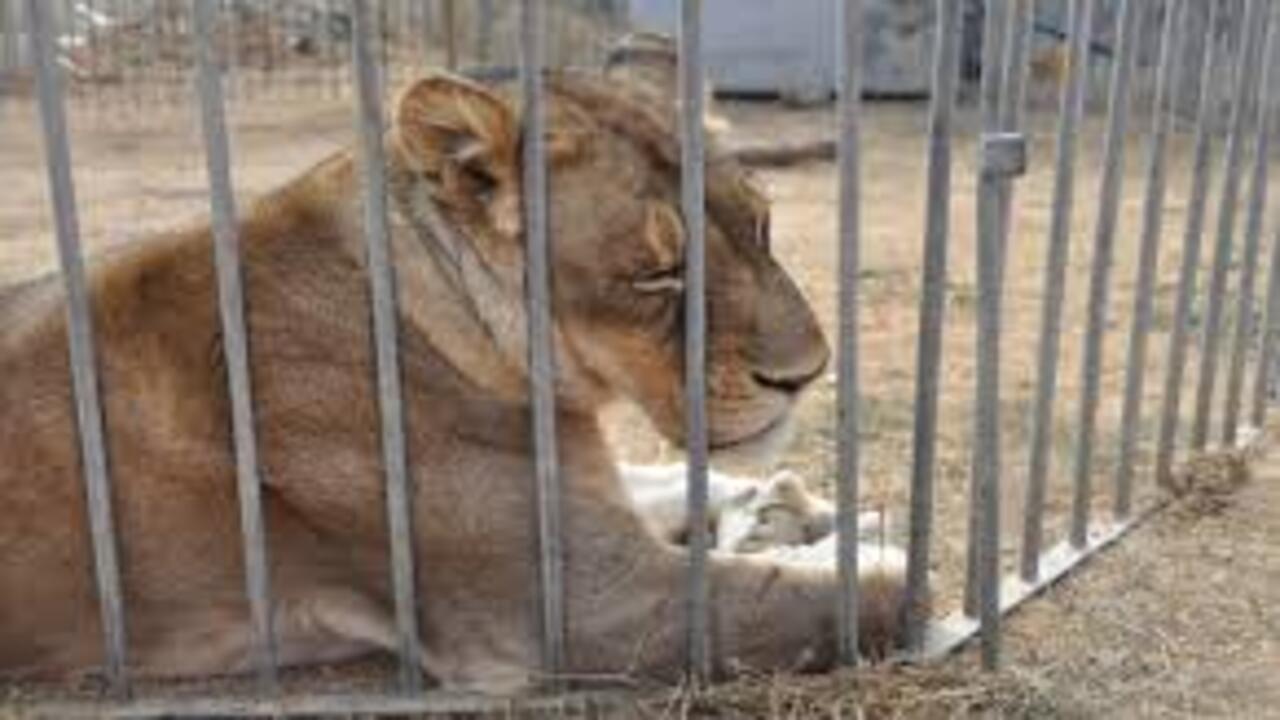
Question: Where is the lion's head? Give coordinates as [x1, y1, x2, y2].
[382, 68, 828, 465]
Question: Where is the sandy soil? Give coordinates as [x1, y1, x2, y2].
[2, 87, 1279, 716]
[990, 443, 1280, 719]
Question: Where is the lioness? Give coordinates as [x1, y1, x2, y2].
[0, 68, 907, 691]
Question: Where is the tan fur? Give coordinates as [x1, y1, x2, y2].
[0, 70, 907, 692]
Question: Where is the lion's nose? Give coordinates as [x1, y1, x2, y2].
[752, 363, 826, 395]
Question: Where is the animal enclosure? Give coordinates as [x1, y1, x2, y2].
[2, 0, 1279, 716]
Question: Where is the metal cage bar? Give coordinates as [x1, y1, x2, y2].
[1221, 7, 1277, 444]
[1068, 0, 1142, 550]
[1253, 225, 1280, 428]
[519, 0, 567, 681]
[678, 0, 712, 681]
[1021, 0, 1096, 581]
[1190, 0, 1267, 450]
[192, 0, 278, 691]
[476, 0, 496, 63]
[964, 0, 1033, 623]
[901, 0, 962, 652]
[1112, 0, 1186, 521]
[26, 0, 130, 696]
[0, 0, 19, 94]
[1154, 0, 1227, 487]
[443, 0, 458, 70]
[967, 0, 1015, 669]
[834, 0, 864, 667]
[350, 0, 424, 694]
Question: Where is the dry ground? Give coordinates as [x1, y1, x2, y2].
[2, 87, 1279, 716]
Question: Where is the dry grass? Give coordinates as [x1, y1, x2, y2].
[632, 665, 1077, 719]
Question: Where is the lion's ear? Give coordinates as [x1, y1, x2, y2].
[393, 73, 518, 183]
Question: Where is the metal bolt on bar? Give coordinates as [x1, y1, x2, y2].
[902, 0, 962, 653]
[966, 0, 1014, 670]
[192, 0, 278, 691]
[1190, 0, 1267, 450]
[350, 0, 423, 694]
[519, 0, 566, 682]
[678, 0, 712, 682]
[1253, 225, 1280, 428]
[1067, 0, 1142, 550]
[1021, 0, 1096, 582]
[993, 0, 1033, 277]
[27, 0, 130, 697]
[1154, 0, 1228, 488]
[1221, 7, 1277, 445]
[834, 0, 864, 667]
[1112, 0, 1186, 521]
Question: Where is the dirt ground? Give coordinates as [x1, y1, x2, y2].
[2, 86, 1279, 716]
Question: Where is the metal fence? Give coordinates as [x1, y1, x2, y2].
[3, 0, 1280, 715]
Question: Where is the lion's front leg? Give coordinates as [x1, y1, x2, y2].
[565, 525, 852, 681]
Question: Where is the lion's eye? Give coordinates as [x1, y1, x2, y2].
[632, 267, 685, 294]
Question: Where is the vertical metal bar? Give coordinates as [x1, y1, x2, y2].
[1067, 0, 1142, 549]
[963, 0, 1031, 620]
[1021, 0, 1096, 582]
[834, 0, 864, 668]
[27, 0, 129, 697]
[192, 0, 277, 692]
[1252, 225, 1280, 428]
[0, 0, 18, 100]
[146, 0, 162, 119]
[998, 0, 1032, 152]
[350, 0, 423, 694]
[991, 0, 1032, 311]
[901, 0, 961, 653]
[1154, 0, 1227, 487]
[325, 0, 341, 99]
[84, 0, 96, 102]
[967, 0, 1010, 670]
[1112, 0, 1185, 521]
[519, 0, 565, 681]
[1221, 6, 1276, 443]
[476, 0, 495, 64]
[378, 1, 389, 90]
[221, 0, 237, 106]
[677, 0, 711, 681]
[442, 0, 456, 70]
[1190, 0, 1266, 450]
